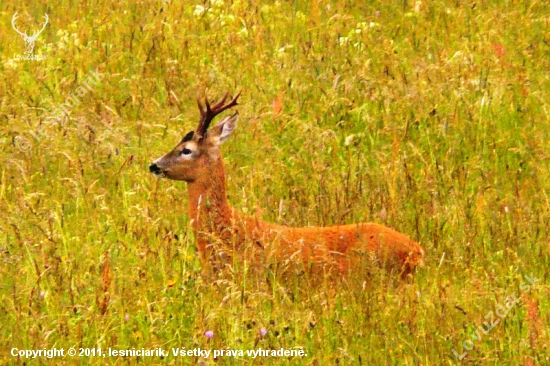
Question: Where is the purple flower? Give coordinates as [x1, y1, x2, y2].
[125, 314, 130, 321]
[205, 331, 214, 339]
[260, 328, 267, 337]
[375, 10, 381, 16]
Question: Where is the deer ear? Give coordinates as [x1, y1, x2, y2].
[207, 113, 238, 145]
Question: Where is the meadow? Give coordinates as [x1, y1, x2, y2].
[1, 0, 549, 364]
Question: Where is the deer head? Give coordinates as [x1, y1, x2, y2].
[150, 92, 241, 182]
[12, 12, 49, 54]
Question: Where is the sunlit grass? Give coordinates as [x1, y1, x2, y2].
[1, 0, 549, 364]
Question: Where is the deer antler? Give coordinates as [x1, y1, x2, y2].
[196, 91, 241, 139]
[11, 12, 27, 38]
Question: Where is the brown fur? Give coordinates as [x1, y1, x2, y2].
[150, 94, 425, 278]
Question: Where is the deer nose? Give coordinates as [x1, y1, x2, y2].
[149, 163, 161, 174]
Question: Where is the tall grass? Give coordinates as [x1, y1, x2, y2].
[1, 0, 549, 364]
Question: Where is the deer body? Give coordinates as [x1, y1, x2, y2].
[150, 93, 424, 277]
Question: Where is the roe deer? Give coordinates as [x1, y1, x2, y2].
[149, 92, 424, 278]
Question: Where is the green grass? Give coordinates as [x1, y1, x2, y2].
[1, 0, 549, 364]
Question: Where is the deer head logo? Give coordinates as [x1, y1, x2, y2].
[11, 12, 49, 55]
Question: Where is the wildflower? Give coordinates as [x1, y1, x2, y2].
[338, 37, 349, 46]
[205, 331, 214, 339]
[260, 328, 267, 337]
[194, 5, 206, 17]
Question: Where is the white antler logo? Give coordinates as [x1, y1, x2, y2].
[11, 11, 49, 54]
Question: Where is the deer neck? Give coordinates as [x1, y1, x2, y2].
[186, 151, 233, 238]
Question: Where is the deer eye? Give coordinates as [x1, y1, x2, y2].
[180, 148, 192, 156]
